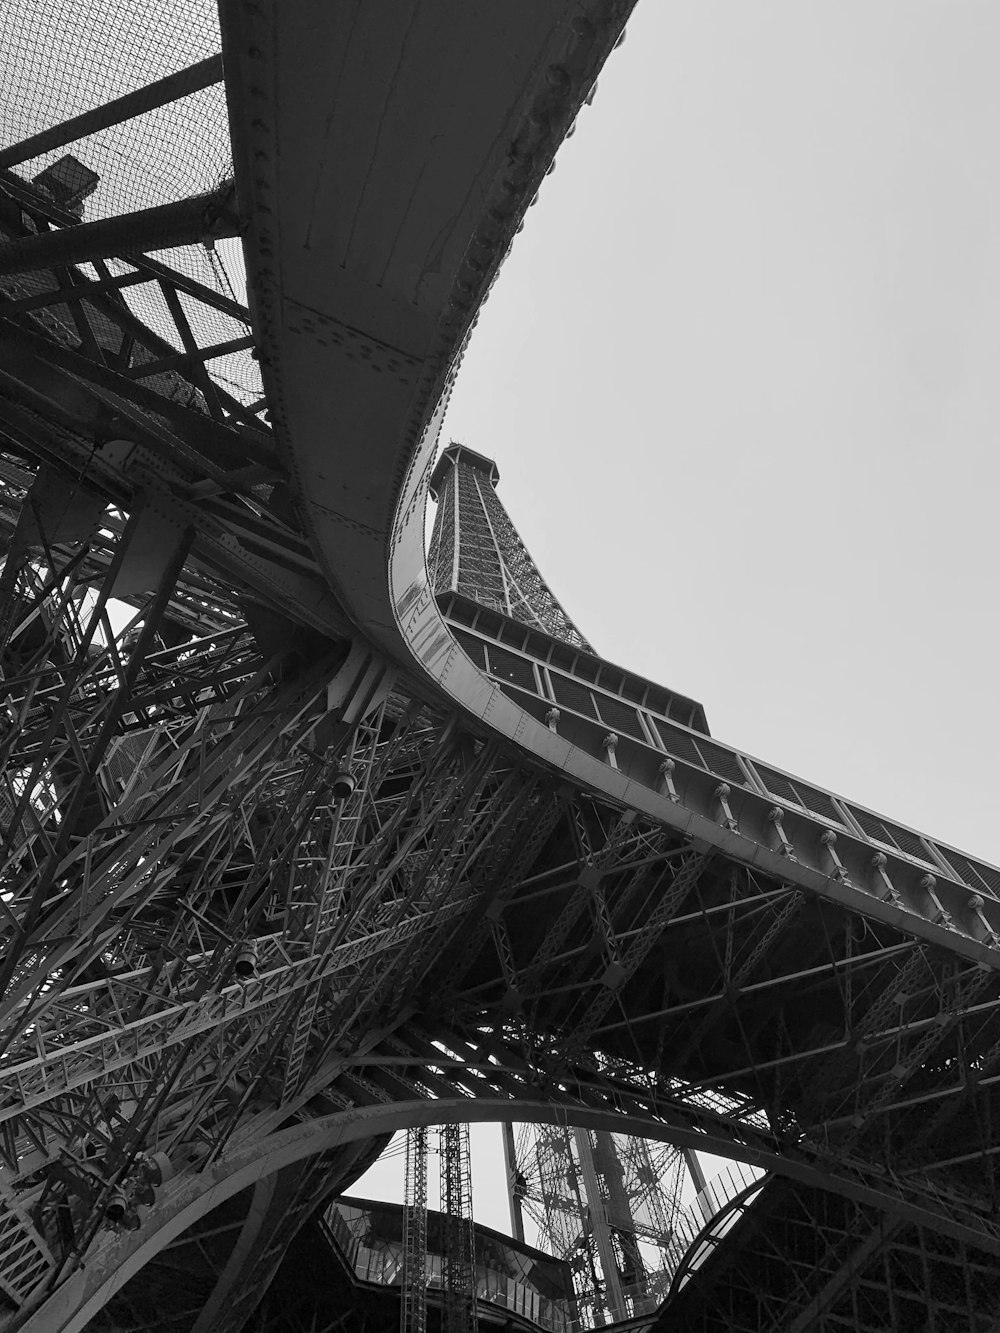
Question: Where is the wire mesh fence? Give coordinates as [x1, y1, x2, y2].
[0, 0, 262, 404]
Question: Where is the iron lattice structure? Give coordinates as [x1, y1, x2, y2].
[0, 0, 261, 408]
[429, 445, 594, 654]
[507, 1124, 686, 1324]
[430, 442, 692, 1321]
[5, 6, 1000, 1333]
[402, 1128, 430, 1333]
[401, 1126, 477, 1333]
[439, 1125, 478, 1333]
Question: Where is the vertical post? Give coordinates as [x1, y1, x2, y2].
[501, 1121, 525, 1243]
[440, 1123, 478, 1333]
[684, 1148, 708, 1196]
[592, 1131, 648, 1312]
[574, 1128, 628, 1324]
[401, 1127, 429, 1333]
[450, 455, 462, 593]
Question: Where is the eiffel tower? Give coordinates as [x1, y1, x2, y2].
[2, 5, 1000, 1333]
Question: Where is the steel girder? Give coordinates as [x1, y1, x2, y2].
[7, 598, 1000, 1329]
[0, 658, 540, 1310]
[0, 292, 556, 1313]
[5, 3, 1000, 1330]
[17, 1075, 1000, 1333]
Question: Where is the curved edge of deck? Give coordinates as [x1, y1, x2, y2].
[222, 0, 1000, 970]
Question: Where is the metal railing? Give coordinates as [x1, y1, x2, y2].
[438, 602, 1000, 971]
[645, 1162, 765, 1301]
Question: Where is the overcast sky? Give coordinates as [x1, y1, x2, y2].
[361, 0, 1000, 1236]
[443, 0, 1000, 870]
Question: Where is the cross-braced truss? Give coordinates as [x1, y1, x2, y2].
[509, 1122, 686, 1323]
[5, 5, 1000, 1333]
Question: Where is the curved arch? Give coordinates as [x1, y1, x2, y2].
[188, 1174, 277, 1333]
[221, 0, 1000, 967]
[19, 1095, 1000, 1333]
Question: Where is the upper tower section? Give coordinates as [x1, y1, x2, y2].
[429, 443, 594, 653]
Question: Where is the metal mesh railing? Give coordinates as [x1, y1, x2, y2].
[653, 1162, 765, 1298]
[0, 1, 261, 403]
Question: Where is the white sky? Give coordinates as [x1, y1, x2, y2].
[366, 1, 1000, 1241]
[443, 0, 1000, 870]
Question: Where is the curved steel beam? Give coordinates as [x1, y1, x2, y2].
[222, 0, 1000, 968]
[19, 1092, 1000, 1332]
[188, 1174, 278, 1333]
[0, 182, 238, 275]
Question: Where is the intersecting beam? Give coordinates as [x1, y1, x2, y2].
[123, 334, 255, 380]
[126, 254, 251, 323]
[785, 1217, 904, 1333]
[19, 1091, 1000, 1333]
[0, 56, 225, 170]
[1, 280, 267, 448]
[0, 258, 250, 327]
[0, 905, 479, 1123]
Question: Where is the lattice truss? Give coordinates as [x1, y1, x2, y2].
[348, 801, 1000, 1316]
[509, 1122, 685, 1323]
[428, 446, 594, 653]
[402, 1127, 431, 1333]
[0, 46, 565, 1306]
[82, 1143, 368, 1333]
[0, 481, 546, 1314]
[7, 4, 1000, 1328]
[402, 1125, 478, 1333]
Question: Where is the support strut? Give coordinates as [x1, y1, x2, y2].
[0, 56, 224, 169]
[0, 180, 238, 275]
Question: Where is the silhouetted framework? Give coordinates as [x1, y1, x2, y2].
[503, 1121, 692, 1323]
[430, 443, 693, 1322]
[6, 5, 1000, 1333]
[403, 1127, 478, 1333]
[439, 1125, 478, 1333]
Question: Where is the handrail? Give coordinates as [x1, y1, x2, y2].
[632, 1163, 764, 1307]
[442, 599, 1000, 894]
[664, 1166, 765, 1298]
[671, 1163, 763, 1272]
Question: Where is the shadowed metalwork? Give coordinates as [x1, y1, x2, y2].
[1, 5, 1000, 1333]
